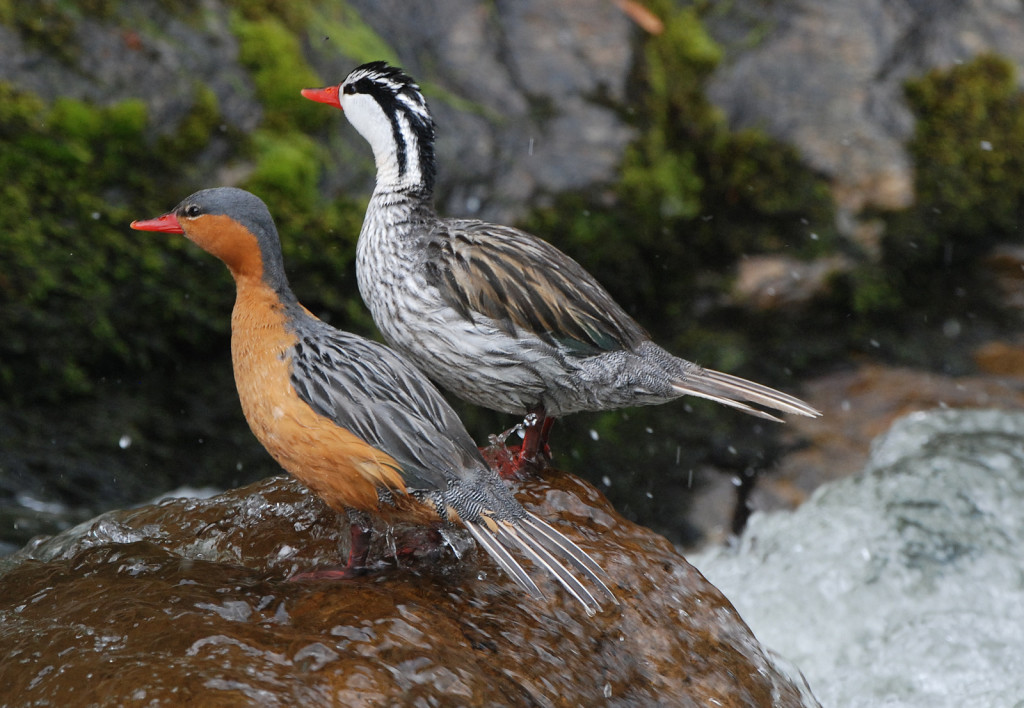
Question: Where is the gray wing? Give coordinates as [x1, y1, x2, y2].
[287, 321, 486, 492]
[422, 219, 649, 356]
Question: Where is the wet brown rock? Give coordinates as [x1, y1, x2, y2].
[974, 340, 1024, 377]
[0, 472, 813, 707]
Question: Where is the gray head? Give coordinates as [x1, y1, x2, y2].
[133, 187, 290, 292]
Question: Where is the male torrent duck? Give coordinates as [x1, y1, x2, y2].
[301, 62, 820, 468]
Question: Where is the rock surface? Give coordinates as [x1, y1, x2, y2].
[339, 0, 639, 222]
[690, 409, 1024, 707]
[706, 0, 1024, 214]
[0, 470, 815, 707]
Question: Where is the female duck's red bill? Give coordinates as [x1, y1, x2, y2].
[130, 213, 184, 233]
[300, 85, 341, 108]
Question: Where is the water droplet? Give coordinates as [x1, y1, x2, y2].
[118, 435, 132, 449]
[980, 140, 993, 151]
[589, 429, 599, 441]
[601, 476, 612, 487]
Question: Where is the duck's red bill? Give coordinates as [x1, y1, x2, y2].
[300, 85, 342, 108]
[130, 213, 183, 233]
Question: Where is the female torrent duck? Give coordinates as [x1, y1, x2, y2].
[131, 187, 614, 612]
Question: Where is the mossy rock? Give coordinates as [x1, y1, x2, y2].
[904, 53, 1024, 245]
[856, 53, 1024, 320]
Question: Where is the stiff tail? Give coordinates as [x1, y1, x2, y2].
[673, 367, 821, 422]
[463, 513, 617, 615]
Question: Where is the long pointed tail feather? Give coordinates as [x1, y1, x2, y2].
[674, 367, 821, 421]
[521, 513, 617, 603]
[463, 519, 542, 598]
[498, 522, 598, 613]
[464, 513, 616, 613]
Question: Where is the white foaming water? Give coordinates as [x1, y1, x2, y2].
[689, 409, 1024, 708]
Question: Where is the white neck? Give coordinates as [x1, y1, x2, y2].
[342, 92, 428, 194]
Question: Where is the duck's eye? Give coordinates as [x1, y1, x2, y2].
[184, 205, 202, 218]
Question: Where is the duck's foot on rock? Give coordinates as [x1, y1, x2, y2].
[479, 441, 549, 480]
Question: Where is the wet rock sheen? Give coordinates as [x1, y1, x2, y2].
[0, 470, 810, 706]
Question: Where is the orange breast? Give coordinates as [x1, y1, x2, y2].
[229, 279, 417, 516]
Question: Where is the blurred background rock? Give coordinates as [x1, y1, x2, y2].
[2, 0, 1023, 554]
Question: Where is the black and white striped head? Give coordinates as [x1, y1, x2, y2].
[304, 62, 436, 193]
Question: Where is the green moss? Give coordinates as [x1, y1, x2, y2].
[619, 6, 718, 220]
[868, 53, 1024, 316]
[229, 0, 313, 33]
[0, 82, 223, 401]
[157, 85, 222, 155]
[0, 0, 115, 60]
[3, 0, 79, 63]
[0, 81, 46, 133]
[843, 264, 903, 317]
[308, 2, 400, 67]
[231, 13, 329, 133]
[614, 1, 836, 261]
[0, 0, 383, 406]
[79, 0, 116, 18]
[902, 53, 1024, 252]
[245, 130, 321, 215]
